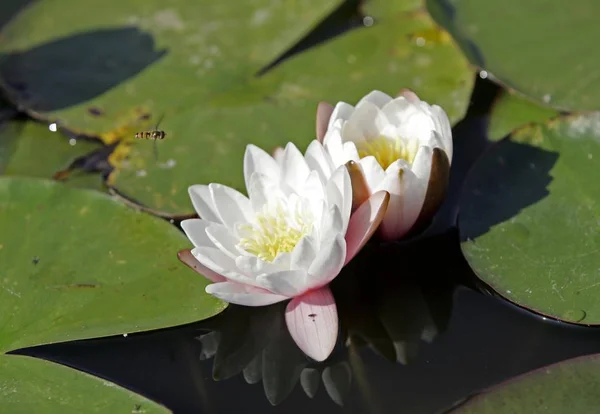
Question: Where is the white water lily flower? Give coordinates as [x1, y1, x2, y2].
[180, 142, 389, 361]
[316, 89, 452, 241]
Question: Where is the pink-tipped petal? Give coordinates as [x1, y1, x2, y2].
[285, 287, 338, 361]
[397, 88, 420, 103]
[272, 146, 285, 165]
[316, 102, 334, 142]
[177, 248, 227, 283]
[344, 190, 390, 264]
[206, 282, 289, 306]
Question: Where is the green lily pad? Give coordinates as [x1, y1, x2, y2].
[427, 0, 600, 111]
[109, 1, 473, 214]
[0, 0, 340, 127]
[449, 354, 600, 413]
[488, 91, 559, 142]
[0, 120, 105, 189]
[459, 114, 600, 324]
[0, 0, 473, 215]
[0, 354, 169, 413]
[0, 176, 226, 353]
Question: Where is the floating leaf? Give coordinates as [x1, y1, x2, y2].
[0, 0, 473, 215]
[427, 0, 600, 111]
[0, 354, 170, 413]
[488, 91, 558, 142]
[0, 120, 104, 189]
[459, 114, 600, 324]
[0, 176, 226, 353]
[449, 354, 600, 413]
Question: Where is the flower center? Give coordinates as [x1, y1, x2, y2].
[356, 136, 418, 170]
[237, 197, 314, 262]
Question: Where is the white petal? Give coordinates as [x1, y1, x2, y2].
[326, 165, 352, 233]
[359, 156, 385, 191]
[281, 142, 310, 190]
[323, 128, 348, 167]
[320, 204, 344, 237]
[356, 90, 393, 109]
[188, 185, 221, 223]
[432, 105, 453, 161]
[343, 101, 389, 143]
[307, 234, 346, 288]
[328, 102, 355, 128]
[209, 184, 253, 229]
[342, 141, 360, 162]
[235, 255, 288, 277]
[380, 96, 419, 125]
[193, 246, 259, 287]
[377, 155, 428, 240]
[247, 172, 285, 212]
[205, 223, 243, 259]
[256, 269, 308, 296]
[181, 219, 214, 249]
[396, 110, 436, 142]
[305, 140, 335, 183]
[300, 170, 326, 203]
[244, 144, 281, 191]
[291, 236, 318, 271]
[206, 282, 288, 306]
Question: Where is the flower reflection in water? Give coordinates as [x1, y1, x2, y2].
[188, 232, 458, 407]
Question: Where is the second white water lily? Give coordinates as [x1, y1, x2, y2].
[181, 142, 389, 361]
[316, 90, 453, 241]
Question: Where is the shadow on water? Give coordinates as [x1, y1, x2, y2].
[0, 27, 166, 112]
[0, 0, 36, 31]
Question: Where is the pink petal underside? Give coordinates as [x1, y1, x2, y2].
[316, 102, 334, 142]
[344, 190, 390, 265]
[177, 248, 227, 283]
[285, 286, 338, 362]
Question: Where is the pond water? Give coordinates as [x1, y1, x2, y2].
[17, 272, 600, 413]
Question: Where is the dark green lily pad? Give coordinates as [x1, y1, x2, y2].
[459, 114, 600, 324]
[0, 354, 169, 413]
[0, 0, 473, 215]
[488, 91, 558, 142]
[427, 0, 600, 111]
[0, 176, 226, 353]
[0, 120, 104, 189]
[449, 354, 600, 413]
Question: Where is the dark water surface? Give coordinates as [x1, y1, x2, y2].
[17, 282, 600, 413]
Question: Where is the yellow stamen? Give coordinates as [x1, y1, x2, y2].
[237, 198, 313, 262]
[356, 136, 418, 170]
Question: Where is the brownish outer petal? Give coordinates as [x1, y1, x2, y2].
[411, 147, 450, 233]
[345, 160, 372, 212]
